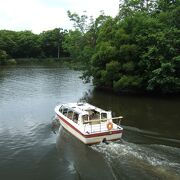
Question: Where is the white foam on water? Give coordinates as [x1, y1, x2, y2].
[91, 141, 180, 176]
[67, 162, 76, 174]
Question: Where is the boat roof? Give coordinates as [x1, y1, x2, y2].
[60, 102, 110, 115]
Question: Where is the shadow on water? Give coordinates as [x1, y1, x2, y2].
[56, 126, 115, 180]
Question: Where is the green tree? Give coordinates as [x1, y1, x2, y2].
[78, 0, 180, 94]
[0, 50, 8, 65]
[15, 31, 41, 58]
[67, 10, 88, 34]
[39, 28, 67, 58]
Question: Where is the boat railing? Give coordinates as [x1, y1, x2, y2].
[83, 116, 123, 133]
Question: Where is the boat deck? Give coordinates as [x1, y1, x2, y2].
[82, 122, 120, 134]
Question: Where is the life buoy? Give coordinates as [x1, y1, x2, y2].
[107, 122, 113, 130]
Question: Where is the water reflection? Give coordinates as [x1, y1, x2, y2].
[86, 89, 180, 140]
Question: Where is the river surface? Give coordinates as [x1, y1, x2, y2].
[0, 65, 180, 180]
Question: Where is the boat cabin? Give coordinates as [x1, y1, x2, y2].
[58, 102, 112, 125]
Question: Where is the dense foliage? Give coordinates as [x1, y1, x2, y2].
[64, 0, 180, 94]
[0, 0, 179, 94]
[0, 28, 68, 64]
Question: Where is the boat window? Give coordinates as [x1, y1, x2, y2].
[94, 111, 100, 119]
[88, 110, 93, 120]
[93, 111, 100, 119]
[82, 115, 88, 122]
[101, 113, 107, 119]
[62, 108, 68, 116]
[72, 113, 79, 123]
[67, 110, 73, 120]
[59, 106, 63, 113]
[88, 110, 100, 120]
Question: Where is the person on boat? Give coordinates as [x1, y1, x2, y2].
[73, 113, 79, 123]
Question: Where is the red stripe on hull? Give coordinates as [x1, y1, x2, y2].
[57, 114, 122, 138]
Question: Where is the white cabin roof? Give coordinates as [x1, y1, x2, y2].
[61, 102, 109, 115]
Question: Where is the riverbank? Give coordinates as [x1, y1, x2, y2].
[0, 57, 86, 70]
[1, 58, 179, 96]
[94, 85, 180, 96]
[14, 57, 71, 65]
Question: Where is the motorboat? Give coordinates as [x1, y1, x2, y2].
[54, 102, 123, 145]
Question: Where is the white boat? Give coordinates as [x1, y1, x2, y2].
[54, 102, 123, 145]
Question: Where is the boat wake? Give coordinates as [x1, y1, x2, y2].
[91, 141, 180, 179]
[51, 115, 60, 134]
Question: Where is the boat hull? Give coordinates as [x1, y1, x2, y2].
[57, 114, 122, 145]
